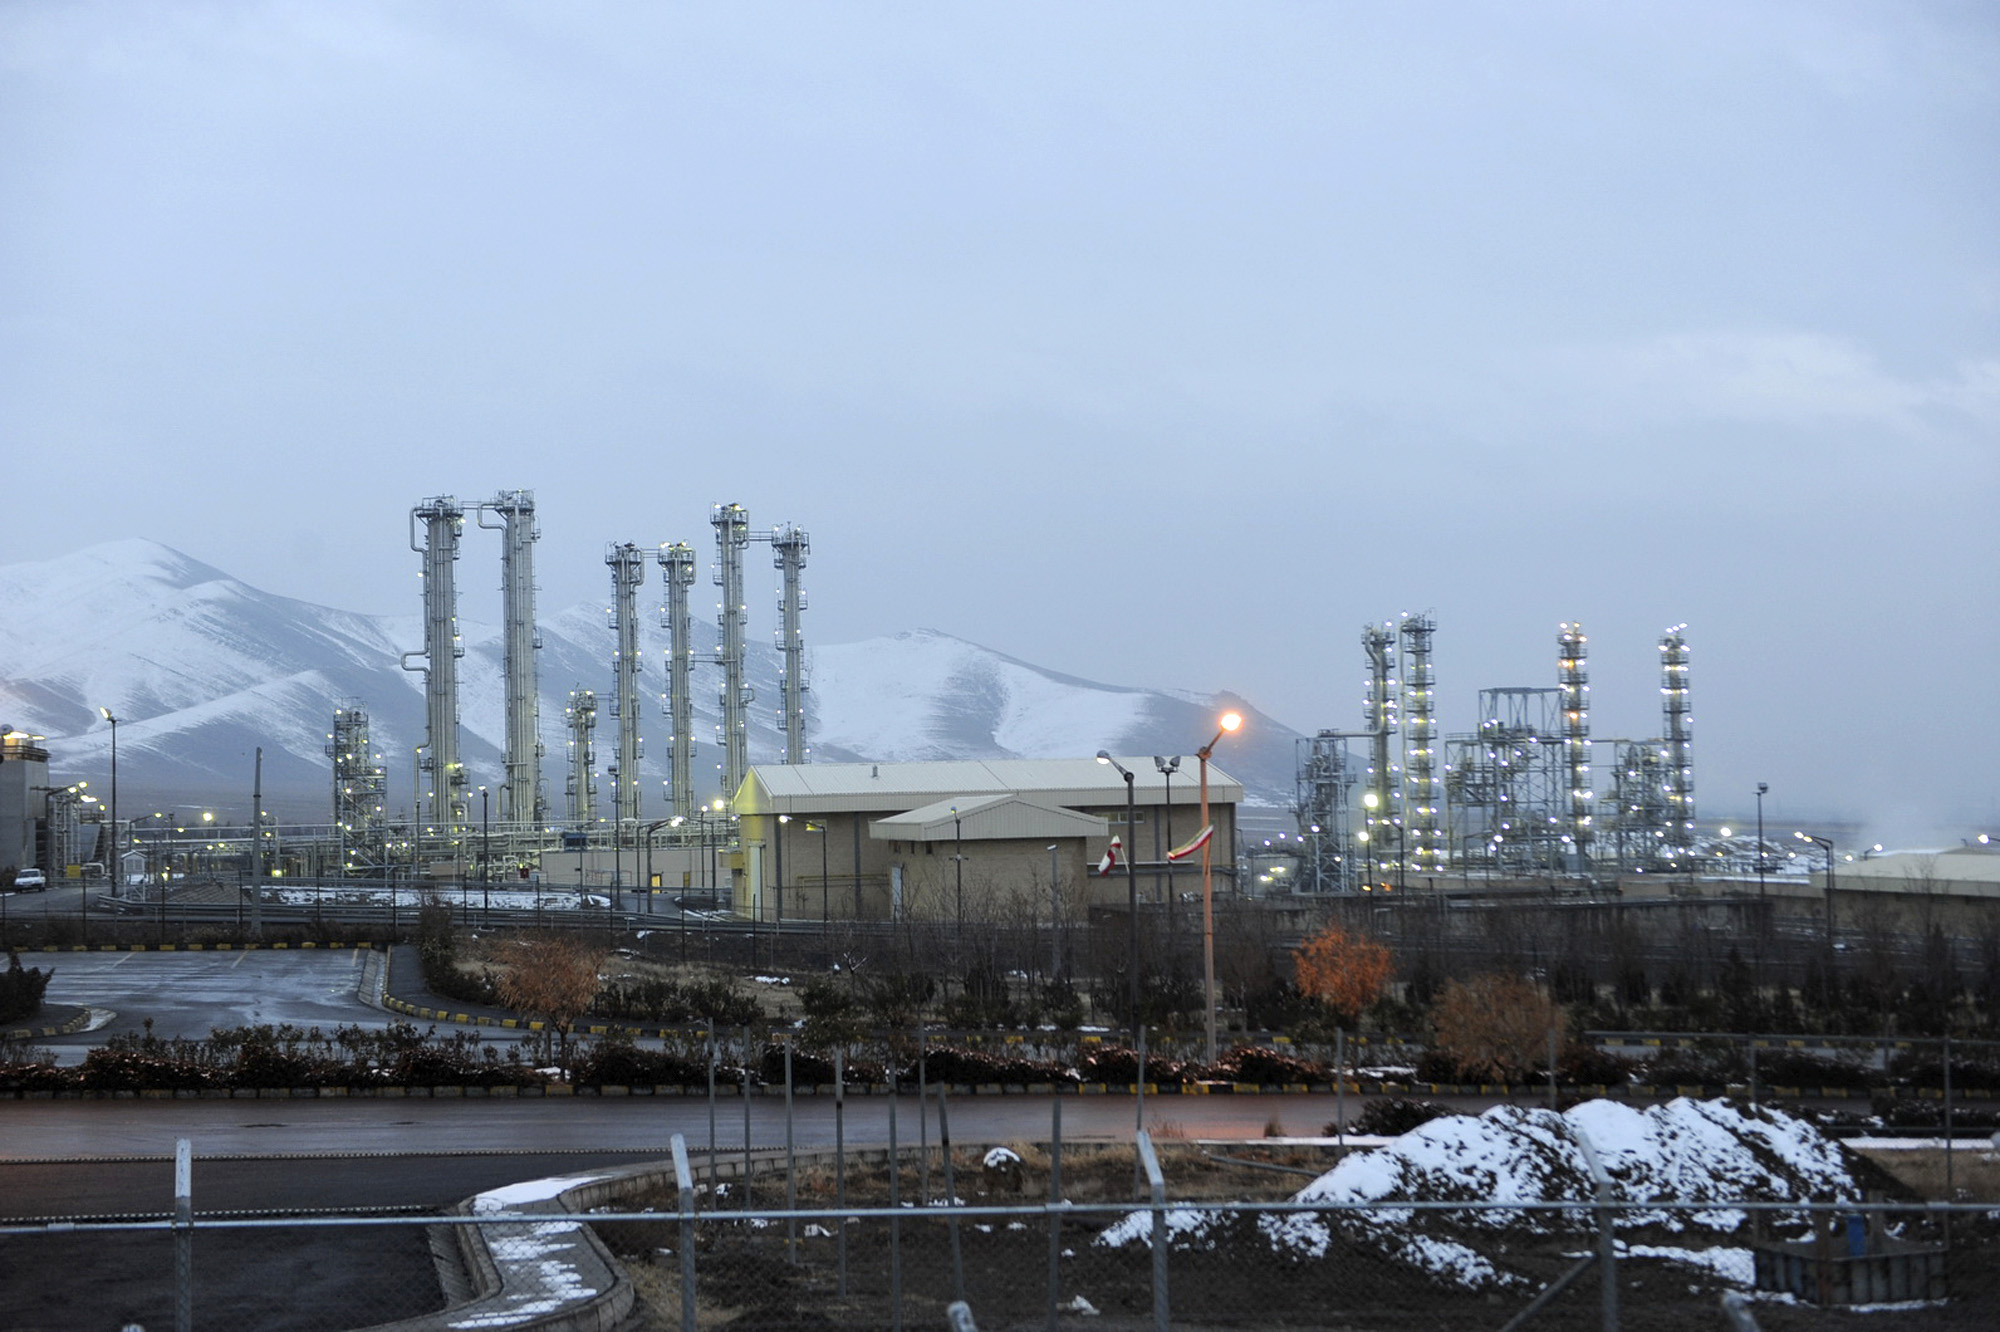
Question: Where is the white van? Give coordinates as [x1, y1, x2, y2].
[12, 868, 46, 892]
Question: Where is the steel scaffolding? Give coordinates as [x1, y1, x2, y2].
[479, 490, 544, 827]
[606, 543, 647, 826]
[564, 689, 598, 828]
[326, 703, 387, 875]
[1558, 621, 1593, 869]
[657, 541, 698, 819]
[1295, 731, 1364, 893]
[1659, 624, 1696, 866]
[772, 524, 810, 765]
[712, 503, 753, 803]
[1360, 622, 1400, 883]
[1399, 613, 1443, 874]
[1443, 686, 1567, 872]
[402, 497, 466, 830]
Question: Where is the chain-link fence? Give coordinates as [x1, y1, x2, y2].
[7, 1139, 1998, 1331]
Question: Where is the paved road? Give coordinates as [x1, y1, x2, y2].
[30, 948, 389, 1053]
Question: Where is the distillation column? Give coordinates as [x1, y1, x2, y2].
[657, 542, 698, 818]
[1557, 621, 1593, 869]
[1659, 623, 1695, 865]
[712, 503, 753, 801]
[481, 491, 544, 827]
[565, 689, 597, 827]
[1399, 613, 1443, 876]
[772, 524, 811, 765]
[402, 497, 467, 829]
[606, 543, 646, 826]
[326, 703, 387, 874]
[1361, 623, 1400, 883]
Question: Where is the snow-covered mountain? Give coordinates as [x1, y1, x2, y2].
[0, 540, 1303, 820]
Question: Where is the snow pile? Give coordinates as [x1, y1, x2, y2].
[1100, 1098, 1857, 1290]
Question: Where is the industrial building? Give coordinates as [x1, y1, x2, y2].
[730, 758, 1244, 925]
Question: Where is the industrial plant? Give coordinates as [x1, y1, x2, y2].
[15, 492, 1991, 941]
[1295, 617, 1702, 894]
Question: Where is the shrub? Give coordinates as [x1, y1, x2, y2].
[573, 1040, 708, 1088]
[0, 952, 52, 1025]
[1293, 923, 1393, 1024]
[1347, 1098, 1452, 1137]
[1077, 1046, 1188, 1086]
[1212, 1045, 1328, 1086]
[1430, 973, 1562, 1083]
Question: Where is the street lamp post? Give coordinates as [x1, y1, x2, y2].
[480, 786, 490, 926]
[1154, 756, 1180, 951]
[1755, 783, 1769, 901]
[1198, 712, 1243, 1065]
[950, 805, 964, 947]
[1096, 753, 1141, 1049]
[98, 707, 118, 900]
[808, 821, 830, 930]
[1797, 831, 1836, 952]
[775, 814, 789, 963]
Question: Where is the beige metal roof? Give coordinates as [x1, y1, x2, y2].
[735, 757, 1244, 816]
[870, 794, 1110, 843]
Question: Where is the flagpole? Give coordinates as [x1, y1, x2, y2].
[1096, 752, 1141, 1052]
[1197, 713, 1242, 1066]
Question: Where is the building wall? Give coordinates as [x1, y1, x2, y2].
[739, 798, 1239, 923]
[0, 738, 50, 874]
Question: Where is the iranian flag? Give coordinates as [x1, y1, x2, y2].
[1166, 824, 1214, 862]
[1096, 837, 1122, 876]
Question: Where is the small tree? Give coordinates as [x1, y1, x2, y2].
[1430, 972, 1562, 1083]
[492, 933, 606, 1065]
[1292, 921, 1393, 1024]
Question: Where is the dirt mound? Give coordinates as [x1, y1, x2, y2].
[1102, 1097, 1859, 1290]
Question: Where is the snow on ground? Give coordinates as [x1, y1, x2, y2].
[1099, 1098, 1856, 1291]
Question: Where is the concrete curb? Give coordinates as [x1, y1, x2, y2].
[357, 1171, 638, 1332]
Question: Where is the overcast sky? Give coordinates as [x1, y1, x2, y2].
[3, 1, 1994, 842]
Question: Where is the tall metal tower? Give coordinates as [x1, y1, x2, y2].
[1659, 623, 1695, 865]
[712, 503, 753, 802]
[1295, 731, 1363, 893]
[1444, 686, 1566, 872]
[565, 689, 597, 827]
[479, 490, 543, 827]
[402, 496, 467, 829]
[606, 543, 646, 826]
[1603, 739, 1673, 869]
[771, 524, 810, 765]
[1557, 622, 1593, 868]
[1399, 613, 1443, 875]
[657, 542, 698, 818]
[1361, 623, 1400, 883]
[326, 703, 387, 875]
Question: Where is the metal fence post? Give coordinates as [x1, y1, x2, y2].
[784, 1037, 797, 1263]
[1047, 1092, 1063, 1331]
[173, 1137, 193, 1332]
[742, 1027, 754, 1210]
[1136, 1128, 1169, 1332]
[672, 1133, 697, 1332]
[706, 1018, 717, 1197]
[835, 1045, 848, 1297]
[1335, 1027, 1346, 1154]
[889, 1086, 903, 1332]
[939, 1085, 965, 1304]
[918, 1027, 930, 1205]
[1574, 1124, 1620, 1331]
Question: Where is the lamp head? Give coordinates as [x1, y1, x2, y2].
[1220, 712, 1242, 733]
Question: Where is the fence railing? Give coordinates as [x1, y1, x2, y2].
[4, 1135, 1991, 1331]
